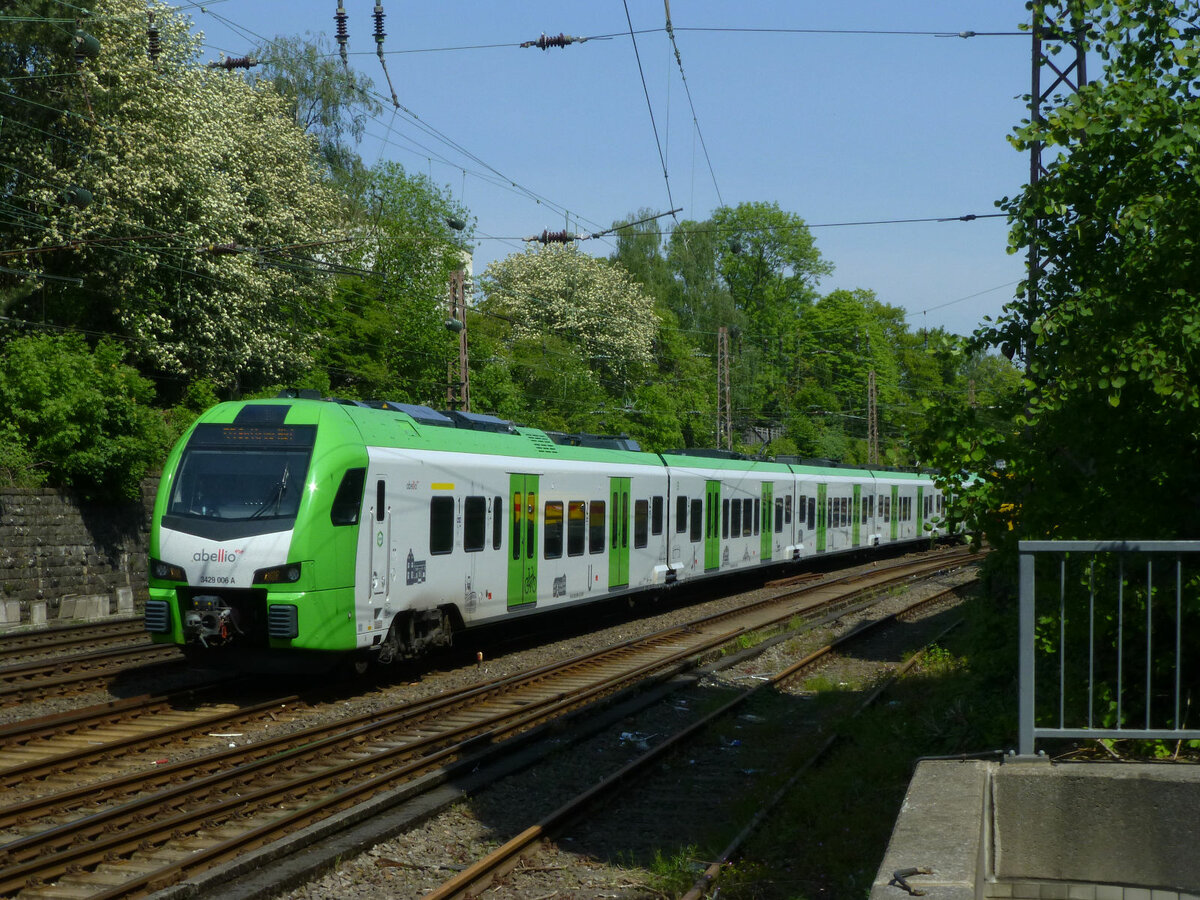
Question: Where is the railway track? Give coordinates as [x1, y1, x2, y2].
[0, 644, 185, 708]
[423, 580, 974, 900]
[0, 618, 148, 664]
[0, 548, 976, 899]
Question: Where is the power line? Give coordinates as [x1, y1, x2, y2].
[622, 0, 675, 214]
[662, 0, 722, 208]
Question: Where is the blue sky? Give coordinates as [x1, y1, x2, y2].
[188, 1, 1035, 338]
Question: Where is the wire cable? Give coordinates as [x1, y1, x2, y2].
[622, 0, 675, 214]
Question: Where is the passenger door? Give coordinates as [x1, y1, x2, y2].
[816, 483, 828, 552]
[608, 477, 630, 589]
[760, 482, 773, 562]
[704, 480, 721, 571]
[508, 474, 539, 608]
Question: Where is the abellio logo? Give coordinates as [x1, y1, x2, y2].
[193, 548, 243, 564]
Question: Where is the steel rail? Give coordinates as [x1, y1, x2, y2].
[422, 579, 975, 900]
[0, 618, 146, 661]
[0, 551, 976, 898]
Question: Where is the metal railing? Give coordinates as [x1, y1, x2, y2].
[1019, 540, 1200, 756]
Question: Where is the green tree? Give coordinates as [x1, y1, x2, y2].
[711, 202, 832, 338]
[317, 161, 472, 403]
[249, 33, 381, 179]
[0, 334, 169, 499]
[927, 0, 1200, 547]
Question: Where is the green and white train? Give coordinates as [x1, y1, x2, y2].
[146, 395, 949, 669]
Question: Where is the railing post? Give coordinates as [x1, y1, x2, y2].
[1019, 543, 1037, 756]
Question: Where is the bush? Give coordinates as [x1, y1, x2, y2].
[0, 333, 170, 500]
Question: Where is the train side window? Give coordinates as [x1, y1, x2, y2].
[808, 497, 816, 528]
[651, 496, 664, 535]
[589, 500, 606, 554]
[753, 498, 760, 536]
[464, 496, 486, 552]
[690, 499, 703, 542]
[676, 496, 688, 533]
[331, 468, 365, 526]
[634, 499, 649, 549]
[544, 501, 564, 559]
[493, 496, 503, 550]
[730, 499, 741, 537]
[792, 495, 800, 526]
[774, 497, 783, 533]
[512, 492, 522, 560]
[430, 496, 455, 555]
[567, 501, 586, 556]
[376, 479, 385, 522]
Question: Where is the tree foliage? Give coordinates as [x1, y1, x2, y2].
[1, 0, 342, 393]
[480, 244, 659, 386]
[0, 334, 168, 499]
[317, 161, 473, 403]
[923, 0, 1200, 549]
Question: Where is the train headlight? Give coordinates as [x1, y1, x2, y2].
[253, 563, 303, 585]
[150, 558, 188, 582]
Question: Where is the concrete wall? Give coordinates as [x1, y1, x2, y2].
[871, 760, 1200, 900]
[993, 763, 1200, 891]
[0, 479, 158, 625]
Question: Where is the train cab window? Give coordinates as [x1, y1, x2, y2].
[775, 497, 784, 533]
[730, 499, 741, 537]
[567, 501, 586, 556]
[331, 468, 365, 526]
[589, 500, 606, 554]
[430, 496, 455, 555]
[690, 499, 703, 542]
[544, 501, 564, 559]
[376, 480, 385, 522]
[464, 496, 486, 552]
[634, 499, 649, 549]
[493, 496, 503, 550]
[651, 496, 664, 535]
[722, 499, 730, 538]
[676, 496, 688, 533]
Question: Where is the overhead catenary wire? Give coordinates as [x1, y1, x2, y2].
[663, 0, 722, 209]
[622, 0, 675, 214]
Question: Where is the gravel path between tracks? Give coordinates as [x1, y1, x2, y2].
[266, 555, 980, 900]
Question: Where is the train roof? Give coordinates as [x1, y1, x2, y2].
[199, 399, 665, 468]
[192, 398, 939, 483]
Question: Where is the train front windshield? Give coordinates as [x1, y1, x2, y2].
[164, 423, 316, 535]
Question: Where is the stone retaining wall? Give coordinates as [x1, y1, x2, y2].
[0, 480, 158, 626]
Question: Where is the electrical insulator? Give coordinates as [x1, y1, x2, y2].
[445, 216, 466, 231]
[520, 32, 585, 50]
[208, 56, 258, 70]
[147, 12, 160, 61]
[205, 243, 241, 255]
[74, 30, 100, 64]
[63, 186, 92, 208]
[334, 1, 349, 67]
[373, 2, 387, 47]
[525, 229, 578, 244]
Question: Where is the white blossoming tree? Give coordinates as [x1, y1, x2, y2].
[1, 0, 342, 393]
[479, 243, 659, 386]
